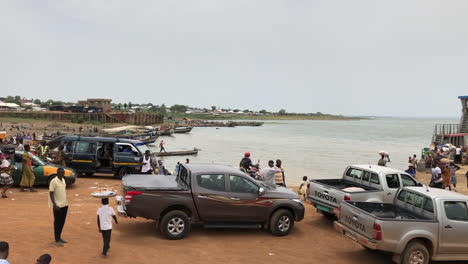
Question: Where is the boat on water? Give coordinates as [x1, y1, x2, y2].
[174, 126, 193, 133]
[155, 148, 199, 157]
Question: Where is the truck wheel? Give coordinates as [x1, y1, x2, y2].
[270, 209, 294, 236]
[159, 210, 190, 240]
[85, 172, 94, 176]
[401, 241, 429, 264]
[115, 167, 128, 179]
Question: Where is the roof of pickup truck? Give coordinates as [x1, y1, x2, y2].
[405, 186, 468, 199]
[352, 165, 408, 174]
[183, 163, 246, 175]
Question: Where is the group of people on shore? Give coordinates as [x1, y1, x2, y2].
[239, 152, 286, 187]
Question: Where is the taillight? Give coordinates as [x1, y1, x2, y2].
[307, 183, 310, 189]
[306, 183, 311, 195]
[125, 191, 142, 204]
[344, 195, 351, 201]
[373, 222, 382, 241]
[336, 205, 342, 219]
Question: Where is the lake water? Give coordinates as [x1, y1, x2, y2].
[150, 117, 458, 185]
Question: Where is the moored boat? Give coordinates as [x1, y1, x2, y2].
[155, 148, 199, 157]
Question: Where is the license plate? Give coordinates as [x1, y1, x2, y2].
[344, 230, 357, 241]
[316, 204, 331, 212]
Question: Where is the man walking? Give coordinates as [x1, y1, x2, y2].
[455, 146, 462, 164]
[97, 198, 118, 256]
[260, 160, 281, 187]
[159, 140, 166, 152]
[49, 168, 68, 247]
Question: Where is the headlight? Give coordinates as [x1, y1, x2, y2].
[293, 199, 303, 204]
[71, 172, 76, 177]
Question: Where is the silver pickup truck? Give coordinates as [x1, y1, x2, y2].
[334, 187, 468, 264]
[307, 165, 420, 217]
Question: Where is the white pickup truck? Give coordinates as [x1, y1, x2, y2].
[334, 187, 468, 264]
[306, 165, 420, 217]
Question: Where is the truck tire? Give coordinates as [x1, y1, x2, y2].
[115, 167, 128, 179]
[401, 241, 429, 264]
[159, 210, 191, 240]
[270, 209, 294, 236]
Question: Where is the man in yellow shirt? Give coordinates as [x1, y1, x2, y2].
[274, 159, 286, 187]
[49, 168, 68, 247]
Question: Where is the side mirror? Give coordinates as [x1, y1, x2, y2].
[258, 187, 266, 196]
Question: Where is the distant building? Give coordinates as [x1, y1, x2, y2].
[0, 101, 20, 110]
[78, 98, 112, 112]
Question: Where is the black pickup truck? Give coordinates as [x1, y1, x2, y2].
[117, 163, 305, 239]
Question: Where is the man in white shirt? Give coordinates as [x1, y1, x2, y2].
[97, 198, 118, 256]
[0, 241, 9, 264]
[260, 160, 282, 187]
[455, 146, 462, 164]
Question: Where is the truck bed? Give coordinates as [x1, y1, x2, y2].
[347, 201, 426, 220]
[313, 179, 376, 191]
[122, 174, 188, 191]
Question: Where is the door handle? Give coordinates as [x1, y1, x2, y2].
[230, 197, 240, 201]
[445, 225, 453, 229]
[387, 192, 392, 195]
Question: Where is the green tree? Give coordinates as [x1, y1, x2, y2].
[128, 102, 133, 109]
[33, 99, 42, 105]
[211, 106, 217, 111]
[123, 103, 128, 109]
[170, 104, 188, 113]
[278, 109, 287, 115]
[259, 109, 267, 114]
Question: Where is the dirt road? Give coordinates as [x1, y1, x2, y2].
[2, 171, 467, 264]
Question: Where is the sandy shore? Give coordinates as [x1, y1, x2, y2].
[2, 168, 467, 264]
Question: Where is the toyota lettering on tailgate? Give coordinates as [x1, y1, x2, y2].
[344, 215, 366, 232]
[314, 191, 337, 204]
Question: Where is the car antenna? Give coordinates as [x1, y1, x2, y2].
[425, 184, 430, 192]
[369, 162, 371, 169]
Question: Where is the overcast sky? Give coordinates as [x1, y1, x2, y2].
[1, 0, 467, 117]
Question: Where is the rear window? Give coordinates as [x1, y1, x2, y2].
[406, 192, 424, 208]
[397, 190, 406, 202]
[362, 171, 371, 182]
[370, 173, 380, 184]
[346, 168, 363, 180]
[197, 174, 225, 192]
[423, 198, 434, 213]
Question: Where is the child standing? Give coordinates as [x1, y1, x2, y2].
[298, 176, 308, 200]
[97, 198, 118, 256]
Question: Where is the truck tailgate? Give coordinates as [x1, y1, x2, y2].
[308, 180, 345, 211]
[337, 201, 376, 240]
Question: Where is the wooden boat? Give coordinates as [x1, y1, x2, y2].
[174, 126, 193, 133]
[155, 148, 199, 157]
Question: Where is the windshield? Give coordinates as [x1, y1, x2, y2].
[136, 144, 150, 155]
[31, 153, 46, 166]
